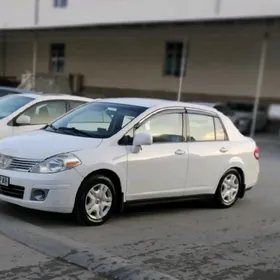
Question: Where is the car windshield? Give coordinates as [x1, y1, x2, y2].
[47, 101, 147, 138]
[0, 95, 35, 119]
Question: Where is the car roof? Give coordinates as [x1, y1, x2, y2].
[0, 86, 34, 93]
[16, 92, 93, 102]
[97, 97, 218, 113]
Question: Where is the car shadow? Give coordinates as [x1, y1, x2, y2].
[0, 199, 217, 228]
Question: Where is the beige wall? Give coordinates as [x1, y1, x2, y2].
[1, 22, 280, 101]
[1, 0, 280, 30]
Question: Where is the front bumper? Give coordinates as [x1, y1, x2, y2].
[0, 168, 84, 213]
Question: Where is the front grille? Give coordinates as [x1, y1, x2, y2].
[8, 158, 41, 172]
[0, 184, 24, 199]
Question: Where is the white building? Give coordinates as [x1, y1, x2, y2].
[0, 0, 280, 102]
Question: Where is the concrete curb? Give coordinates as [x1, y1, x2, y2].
[0, 211, 179, 280]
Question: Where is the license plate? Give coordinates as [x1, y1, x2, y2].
[0, 175, 9, 187]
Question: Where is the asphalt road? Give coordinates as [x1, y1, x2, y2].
[0, 233, 106, 280]
[1, 140, 280, 280]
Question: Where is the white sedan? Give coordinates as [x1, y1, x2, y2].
[0, 98, 260, 226]
[0, 93, 92, 139]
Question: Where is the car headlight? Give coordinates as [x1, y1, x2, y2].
[0, 154, 11, 169]
[29, 153, 81, 174]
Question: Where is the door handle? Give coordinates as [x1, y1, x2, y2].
[219, 147, 228, 153]
[175, 149, 186, 155]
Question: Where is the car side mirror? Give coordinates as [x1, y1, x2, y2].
[16, 115, 31, 125]
[132, 132, 152, 153]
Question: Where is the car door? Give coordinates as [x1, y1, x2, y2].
[185, 109, 231, 196]
[11, 100, 67, 136]
[126, 108, 189, 201]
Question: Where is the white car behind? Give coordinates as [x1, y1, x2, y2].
[0, 93, 92, 139]
[0, 98, 260, 226]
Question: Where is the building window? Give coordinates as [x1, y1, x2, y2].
[164, 41, 186, 77]
[53, 0, 68, 8]
[49, 43, 65, 73]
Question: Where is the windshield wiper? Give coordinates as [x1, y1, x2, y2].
[48, 124, 58, 131]
[57, 127, 93, 137]
[43, 124, 58, 131]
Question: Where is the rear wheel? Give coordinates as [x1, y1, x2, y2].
[74, 174, 117, 226]
[214, 169, 241, 208]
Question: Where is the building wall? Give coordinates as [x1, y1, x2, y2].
[38, 0, 218, 27]
[0, 0, 35, 29]
[1, 0, 280, 29]
[2, 22, 280, 101]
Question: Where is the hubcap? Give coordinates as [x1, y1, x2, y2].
[85, 183, 113, 220]
[221, 174, 239, 205]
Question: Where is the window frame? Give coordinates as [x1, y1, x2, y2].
[185, 108, 229, 142]
[163, 41, 187, 77]
[8, 100, 67, 127]
[119, 107, 186, 145]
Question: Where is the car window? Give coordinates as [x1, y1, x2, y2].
[188, 113, 215, 141]
[69, 101, 87, 110]
[122, 115, 137, 128]
[49, 102, 147, 138]
[0, 95, 35, 120]
[214, 117, 227, 141]
[136, 112, 184, 143]
[21, 101, 67, 125]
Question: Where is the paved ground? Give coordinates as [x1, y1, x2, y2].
[1, 137, 280, 280]
[0, 233, 106, 280]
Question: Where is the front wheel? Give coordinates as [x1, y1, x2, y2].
[74, 175, 117, 226]
[214, 169, 241, 208]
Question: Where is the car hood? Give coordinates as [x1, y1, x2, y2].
[0, 130, 103, 159]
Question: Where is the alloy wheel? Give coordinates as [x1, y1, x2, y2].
[85, 183, 113, 220]
[220, 173, 240, 205]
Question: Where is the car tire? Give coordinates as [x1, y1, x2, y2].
[74, 174, 117, 226]
[214, 169, 241, 208]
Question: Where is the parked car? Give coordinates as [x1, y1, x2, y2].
[0, 86, 34, 97]
[268, 104, 280, 121]
[195, 102, 251, 134]
[225, 101, 269, 134]
[0, 98, 260, 226]
[0, 92, 93, 139]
